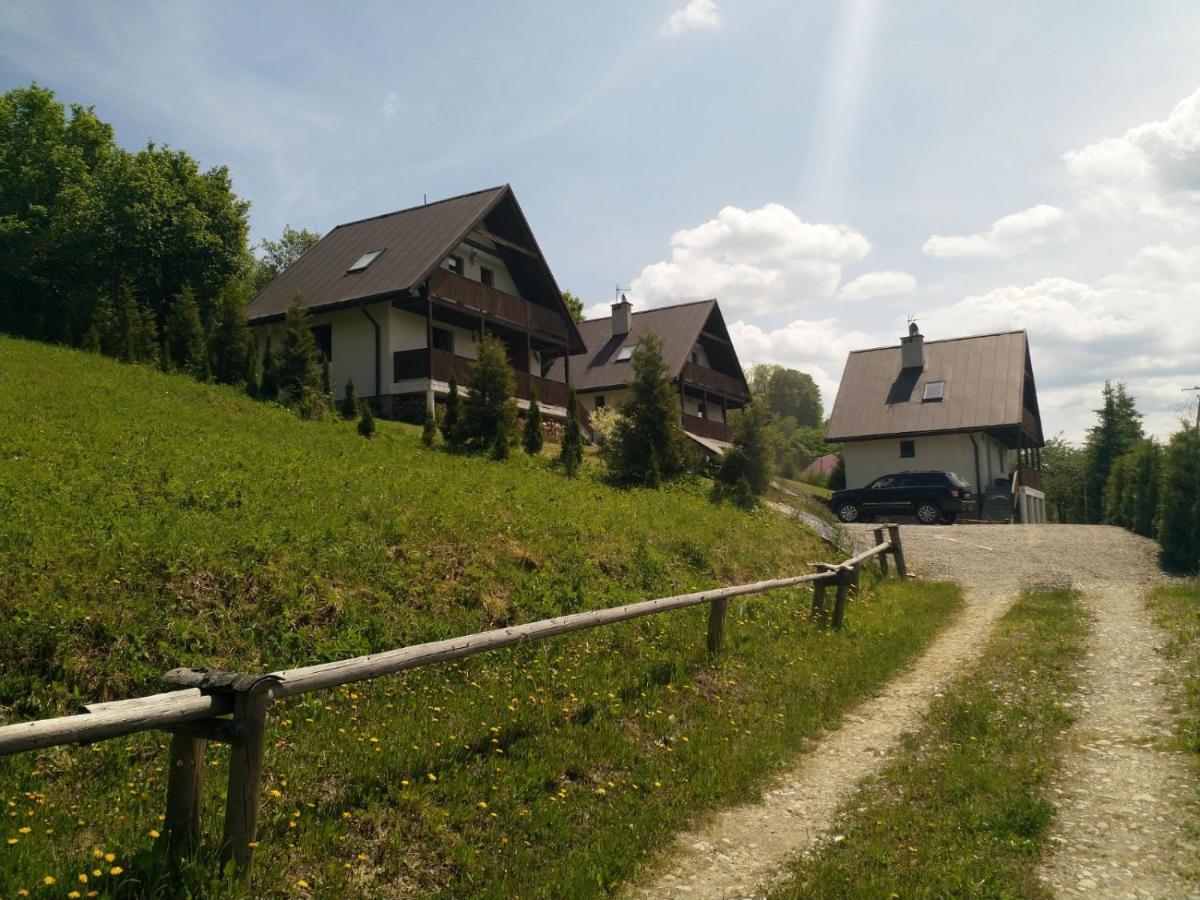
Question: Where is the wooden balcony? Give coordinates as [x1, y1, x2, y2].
[682, 414, 731, 442]
[680, 361, 749, 400]
[393, 348, 569, 408]
[428, 269, 569, 343]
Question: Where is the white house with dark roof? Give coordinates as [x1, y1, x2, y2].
[244, 185, 585, 422]
[826, 324, 1047, 523]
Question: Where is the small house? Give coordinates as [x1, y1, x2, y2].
[244, 185, 586, 421]
[551, 298, 752, 454]
[825, 325, 1047, 522]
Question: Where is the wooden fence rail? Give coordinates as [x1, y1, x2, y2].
[0, 525, 906, 880]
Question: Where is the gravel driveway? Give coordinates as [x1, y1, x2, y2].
[624, 523, 1199, 899]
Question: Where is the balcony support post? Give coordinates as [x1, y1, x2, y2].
[425, 291, 435, 415]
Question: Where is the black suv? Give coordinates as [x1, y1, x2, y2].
[829, 471, 973, 525]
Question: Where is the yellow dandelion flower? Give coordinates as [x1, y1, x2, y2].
[595, 787, 607, 796]
[269, 789, 282, 799]
[43, 876, 56, 886]
[17, 890, 29, 897]
[109, 866, 123, 876]
[6, 837, 18, 845]
[341, 811, 352, 820]
[78, 873, 89, 883]
[477, 801, 488, 809]
[296, 878, 310, 888]
[17, 826, 31, 834]
[427, 773, 437, 782]
[92, 869, 102, 877]
[68, 892, 82, 899]
[104, 852, 115, 863]
[356, 853, 367, 861]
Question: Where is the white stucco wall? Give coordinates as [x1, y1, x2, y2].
[579, 388, 629, 412]
[438, 233, 520, 296]
[842, 432, 997, 496]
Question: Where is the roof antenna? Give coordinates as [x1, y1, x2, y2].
[1183, 385, 1200, 431]
[615, 285, 630, 304]
[423, 193, 427, 206]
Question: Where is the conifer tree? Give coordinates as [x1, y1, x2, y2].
[1159, 425, 1200, 572]
[442, 374, 462, 444]
[165, 284, 208, 377]
[523, 388, 544, 455]
[560, 385, 584, 476]
[1084, 381, 1143, 522]
[321, 358, 332, 408]
[259, 335, 279, 400]
[422, 412, 437, 447]
[243, 339, 260, 397]
[460, 335, 517, 457]
[340, 378, 358, 420]
[357, 400, 376, 437]
[725, 400, 774, 497]
[607, 334, 686, 485]
[208, 285, 252, 385]
[88, 291, 117, 357]
[113, 282, 142, 362]
[275, 298, 325, 416]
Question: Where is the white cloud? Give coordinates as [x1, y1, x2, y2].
[582, 301, 613, 321]
[838, 270, 916, 301]
[380, 92, 400, 118]
[661, 0, 721, 37]
[922, 204, 1072, 258]
[630, 203, 870, 316]
[1064, 86, 1200, 224]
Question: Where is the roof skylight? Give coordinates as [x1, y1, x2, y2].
[616, 344, 638, 362]
[922, 380, 945, 402]
[347, 249, 385, 273]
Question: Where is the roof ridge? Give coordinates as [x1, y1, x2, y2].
[847, 329, 1027, 354]
[330, 184, 509, 231]
[580, 298, 716, 323]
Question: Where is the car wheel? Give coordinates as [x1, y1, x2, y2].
[915, 502, 941, 525]
[835, 501, 862, 523]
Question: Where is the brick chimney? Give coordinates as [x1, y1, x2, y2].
[901, 321, 924, 370]
[612, 295, 632, 336]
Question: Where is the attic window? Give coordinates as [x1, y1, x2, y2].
[922, 380, 945, 402]
[347, 249, 384, 273]
[616, 344, 638, 362]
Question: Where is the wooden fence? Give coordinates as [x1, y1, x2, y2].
[0, 525, 906, 881]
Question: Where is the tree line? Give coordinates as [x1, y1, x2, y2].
[1042, 381, 1200, 572]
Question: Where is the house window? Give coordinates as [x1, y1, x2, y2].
[616, 344, 637, 362]
[480, 266, 494, 287]
[900, 439, 915, 458]
[347, 249, 384, 272]
[922, 380, 945, 402]
[690, 350, 699, 364]
[310, 324, 332, 361]
[431, 327, 454, 353]
[447, 255, 463, 274]
[594, 395, 605, 409]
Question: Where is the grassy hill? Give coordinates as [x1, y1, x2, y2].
[0, 336, 959, 897]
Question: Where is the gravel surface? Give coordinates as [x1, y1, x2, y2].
[622, 523, 1200, 900]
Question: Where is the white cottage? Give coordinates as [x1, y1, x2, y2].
[825, 325, 1047, 523]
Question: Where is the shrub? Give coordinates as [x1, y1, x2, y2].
[560, 385, 584, 476]
[357, 400, 376, 438]
[606, 335, 687, 486]
[164, 284, 208, 377]
[274, 298, 323, 407]
[259, 335, 279, 401]
[589, 405, 624, 448]
[523, 388, 544, 455]
[729, 400, 773, 496]
[422, 412, 437, 447]
[340, 378, 358, 420]
[460, 335, 517, 456]
[442, 374, 461, 445]
[828, 454, 846, 491]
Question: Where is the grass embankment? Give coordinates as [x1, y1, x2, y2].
[773, 589, 1089, 899]
[768, 477, 835, 524]
[0, 337, 960, 897]
[1148, 582, 1200, 756]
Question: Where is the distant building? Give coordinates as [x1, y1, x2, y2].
[549, 298, 752, 454]
[825, 324, 1047, 522]
[244, 185, 585, 421]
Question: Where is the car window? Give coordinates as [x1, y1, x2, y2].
[868, 476, 897, 489]
[946, 472, 971, 488]
[907, 473, 944, 486]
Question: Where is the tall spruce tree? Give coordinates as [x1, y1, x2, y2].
[165, 284, 208, 377]
[560, 385, 584, 476]
[1084, 381, 1143, 522]
[275, 298, 325, 416]
[1159, 425, 1200, 572]
[259, 335, 279, 400]
[340, 378, 358, 420]
[724, 400, 774, 497]
[523, 388, 544, 455]
[608, 334, 687, 485]
[461, 335, 517, 458]
[208, 284, 253, 385]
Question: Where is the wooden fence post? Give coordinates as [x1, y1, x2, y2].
[873, 527, 889, 577]
[886, 524, 907, 578]
[706, 598, 728, 654]
[163, 732, 207, 852]
[831, 567, 853, 629]
[811, 578, 828, 621]
[220, 676, 278, 880]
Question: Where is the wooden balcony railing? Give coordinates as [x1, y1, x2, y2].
[680, 361, 749, 400]
[428, 269, 569, 343]
[1015, 464, 1043, 492]
[681, 414, 731, 442]
[392, 348, 569, 408]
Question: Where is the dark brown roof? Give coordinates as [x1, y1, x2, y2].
[244, 185, 585, 352]
[548, 299, 748, 393]
[825, 330, 1044, 446]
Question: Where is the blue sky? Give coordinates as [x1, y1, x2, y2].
[5, 1, 1200, 440]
